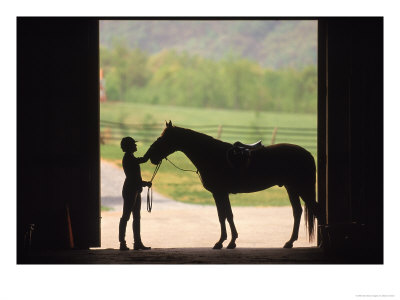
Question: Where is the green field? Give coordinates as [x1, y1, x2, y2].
[100, 102, 317, 207]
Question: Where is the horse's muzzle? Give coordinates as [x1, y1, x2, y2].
[150, 157, 161, 165]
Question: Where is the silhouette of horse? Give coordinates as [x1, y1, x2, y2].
[146, 121, 320, 249]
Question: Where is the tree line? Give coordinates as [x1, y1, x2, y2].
[100, 42, 317, 113]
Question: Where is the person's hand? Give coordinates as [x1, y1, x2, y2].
[147, 182, 152, 188]
[143, 151, 150, 160]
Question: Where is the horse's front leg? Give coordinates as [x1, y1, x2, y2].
[213, 193, 227, 249]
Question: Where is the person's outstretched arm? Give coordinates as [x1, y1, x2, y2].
[137, 155, 149, 164]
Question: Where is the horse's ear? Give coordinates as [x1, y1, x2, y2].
[168, 120, 172, 127]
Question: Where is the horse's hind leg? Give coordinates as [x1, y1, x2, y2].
[299, 183, 321, 245]
[223, 194, 238, 249]
[283, 185, 302, 249]
[212, 193, 228, 249]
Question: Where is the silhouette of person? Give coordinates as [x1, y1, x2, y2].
[119, 137, 152, 251]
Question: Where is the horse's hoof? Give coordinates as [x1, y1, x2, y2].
[283, 241, 293, 248]
[213, 243, 223, 250]
[227, 242, 236, 249]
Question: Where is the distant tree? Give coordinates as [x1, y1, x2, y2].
[100, 43, 317, 113]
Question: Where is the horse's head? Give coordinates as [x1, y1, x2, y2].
[146, 121, 178, 165]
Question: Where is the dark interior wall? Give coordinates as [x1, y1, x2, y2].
[321, 18, 383, 262]
[17, 18, 100, 258]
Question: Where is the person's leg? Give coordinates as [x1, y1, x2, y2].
[133, 192, 151, 250]
[119, 192, 134, 250]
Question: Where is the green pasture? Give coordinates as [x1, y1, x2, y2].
[100, 102, 317, 207]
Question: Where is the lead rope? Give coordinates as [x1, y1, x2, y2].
[147, 161, 162, 213]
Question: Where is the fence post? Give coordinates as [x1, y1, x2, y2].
[217, 125, 223, 140]
[271, 127, 278, 144]
[100, 127, 111, 145]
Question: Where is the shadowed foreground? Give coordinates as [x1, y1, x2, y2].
[24, 247, 332, 264]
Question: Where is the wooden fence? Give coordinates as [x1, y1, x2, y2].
[100, 120, 317, 153]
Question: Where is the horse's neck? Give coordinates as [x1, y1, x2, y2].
[175, 129, 226, 171]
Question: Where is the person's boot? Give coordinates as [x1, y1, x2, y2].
[119, 241, 129, 251]
[119, 218, 129, 251]
[133, 241, 151, 250]
[133, 218, 151, 250]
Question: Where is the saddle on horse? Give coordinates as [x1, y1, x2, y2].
[226, 140, 263, 169]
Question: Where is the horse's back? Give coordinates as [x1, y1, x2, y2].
[258, 143, 314, 161]
[250, 143, 316, 183]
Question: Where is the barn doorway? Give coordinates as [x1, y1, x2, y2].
[98, 19, 319, 250]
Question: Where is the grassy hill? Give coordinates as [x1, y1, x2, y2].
[100, 20, 317, 70]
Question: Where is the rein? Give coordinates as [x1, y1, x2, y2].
[146, 161, 162, 213]
[165, 157, 204, 185]
[165, 157, 199, 174]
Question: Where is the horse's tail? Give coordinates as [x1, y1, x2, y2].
[303, 155, 317, 242]
[304, 185, 316, 242]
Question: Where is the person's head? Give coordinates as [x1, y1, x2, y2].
[121, 137, 138, 153]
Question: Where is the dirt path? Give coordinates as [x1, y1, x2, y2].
[100, 160, 317, 249]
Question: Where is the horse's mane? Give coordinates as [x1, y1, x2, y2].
[166, 125, 232, 150]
